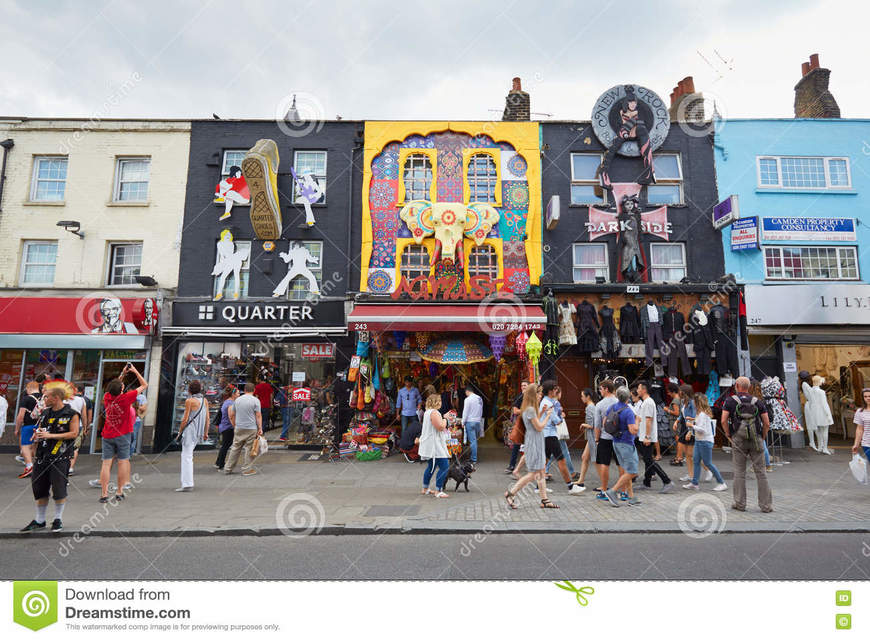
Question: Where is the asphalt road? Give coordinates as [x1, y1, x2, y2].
[4, 533, 870, 580]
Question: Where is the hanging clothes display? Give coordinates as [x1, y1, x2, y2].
[661, 306, 691, 379]
[542, 290, 560, 347]
[709, 303, 738, 376]
[575, 300, 600, 352]
[689, 305, 714, 375]
[705, 371, 720, 407]
[558, 301, 578, 346]
[598, 305, 619, 359]
[618, 303, 642, 344]
[641, 301, 664, 366]
[760, 376, 801, 432]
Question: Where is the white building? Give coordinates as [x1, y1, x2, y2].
[0, 118, 190, 452]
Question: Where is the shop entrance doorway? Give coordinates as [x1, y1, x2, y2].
[90, 354, 148, 454]
[550, 356, 591, 447]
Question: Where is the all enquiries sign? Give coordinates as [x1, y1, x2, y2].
[761, 217, 856, 242]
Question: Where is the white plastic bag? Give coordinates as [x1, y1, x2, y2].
[849, 454, 869, 485]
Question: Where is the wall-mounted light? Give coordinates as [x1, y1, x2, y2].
[56, 220, 84, 238]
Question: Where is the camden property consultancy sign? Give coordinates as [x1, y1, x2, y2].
[761, 217, 856, 242]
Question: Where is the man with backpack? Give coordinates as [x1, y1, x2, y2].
[602, 387, 641, 507]
[720, 376, 773, 513]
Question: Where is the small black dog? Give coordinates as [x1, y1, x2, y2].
[446, 455, 474, 492]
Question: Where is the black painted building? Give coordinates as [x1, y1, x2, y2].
[156, 119, 362, 449]
[538, 82, 734, 431]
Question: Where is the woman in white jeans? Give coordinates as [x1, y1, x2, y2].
[176, 380, 209, 492]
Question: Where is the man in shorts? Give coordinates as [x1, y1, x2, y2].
[14, 380, 41, 479]
[593, 380, 622, 499]
[603, 387, 641, 507]
[99, 364, 147, 502]
[20, 386, 80, 532]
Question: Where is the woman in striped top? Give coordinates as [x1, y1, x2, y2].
[851, 388, 870, 460]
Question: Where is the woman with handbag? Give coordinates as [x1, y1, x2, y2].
[504, 383, 559, 509]
[214, 385, 238, 470]
[419, 393, 451, 499]
[176, 380, 209, 492]
[677, 384, 696, 483]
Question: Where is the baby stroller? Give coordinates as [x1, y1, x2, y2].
[398, 417, 422, 462]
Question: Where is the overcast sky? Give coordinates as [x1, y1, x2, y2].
[1, 0, 865, 121]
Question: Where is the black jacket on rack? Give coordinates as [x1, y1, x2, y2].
[661, 308, 684, 340]
[619, 303, 642, 343]
[709, 303, 738, 376]
[688, 305, 714, 375]
[575, 300, 600, 352]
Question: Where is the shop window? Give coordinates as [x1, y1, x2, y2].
[113, 157, 151, 202]
[212, 240, 251, 298]
[0, 350, 24, 425]
[173, 342, 244, 436]
[649, 243, 686, 282]
[645, 153, 682, 205]
[107, 242, 143, 286]
[465, 152, 499, 204]
[294, 150, 327, 204]
[572, 243, 608, 282]
[221, 150, 246, 175]
[402, 153, 434, 202]
[20, 240, 58, 285]
[467, 245, 498, 278]
[30, 156, 68, 202]
[764, 245, 859, 280]
[288, 241, 323, 301]
[757, 156, 851, 190]
[400, 244, 430, 280]
[570, 153, 605, 205]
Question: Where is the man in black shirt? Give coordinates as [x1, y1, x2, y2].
[720, 376, 772, 513]
[21, 387, 80, 533]
[506, 381, 529, 474]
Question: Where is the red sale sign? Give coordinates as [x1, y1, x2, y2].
[301, 343, 335, 359]
[292, 387, 311, 402]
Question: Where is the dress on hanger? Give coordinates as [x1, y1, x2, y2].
[599, 306, 618, 359]
[558, 302, 578, 346]
[618, 303, 642, 343]
[761, 377, 801, 432]
[543, 293, 560, 346]
[689, 306, 714, 375]
[575, 301, 600, 352]
[662, 307, 691, 378]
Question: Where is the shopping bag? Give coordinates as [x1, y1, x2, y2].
[556, 420, 569, 440]
[849, 454, 869, 485]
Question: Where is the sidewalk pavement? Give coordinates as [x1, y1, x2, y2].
[1, 444, 868, 537]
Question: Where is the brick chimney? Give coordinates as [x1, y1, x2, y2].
[794, 53, 840, 118]
[669, 76, 704, 123]
[502, 77, 530, 121]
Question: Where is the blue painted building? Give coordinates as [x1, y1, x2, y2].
[714, 116, 870, 445]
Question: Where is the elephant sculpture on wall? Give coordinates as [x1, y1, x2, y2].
[399, 200, 500, 268]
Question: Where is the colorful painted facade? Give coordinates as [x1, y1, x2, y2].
[360, 122, 541, 295]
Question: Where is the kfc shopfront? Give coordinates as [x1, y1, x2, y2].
[0, 296, 158, 453]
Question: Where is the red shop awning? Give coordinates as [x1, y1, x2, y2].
[347, 303, 547, 333]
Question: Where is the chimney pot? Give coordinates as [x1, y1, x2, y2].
[670, 91, 676, 105]
[683, 76, 695, 94]
[809, 53, 820, 70]
[512, 77, 522, 92]
[801, 61, 810, 76]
